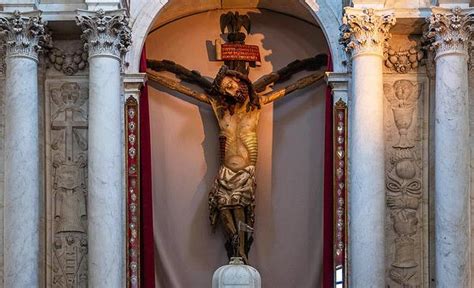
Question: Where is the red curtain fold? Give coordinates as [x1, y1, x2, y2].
[140, 46, 156, 288]
[322, 54, 334, 288]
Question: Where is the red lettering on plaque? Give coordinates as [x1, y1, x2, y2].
[221, 44, 261, 63]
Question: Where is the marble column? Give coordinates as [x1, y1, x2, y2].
[425, 7, 473, 287]
[340, 8, 395, 287]
[76, 9, 131, 288]
[0, 10, 48, 287]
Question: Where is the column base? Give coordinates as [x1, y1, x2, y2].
[212, 257, 261, 288]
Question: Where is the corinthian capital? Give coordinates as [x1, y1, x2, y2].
[340, 8, 396, 58]
[76, 9, 132, 60]
[0, 11, 50, 61]
[424, 7, 473, 59]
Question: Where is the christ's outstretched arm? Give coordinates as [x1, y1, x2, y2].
[147, 70, 210, 104]
[259, 72, 325, 105]
[252, 54, 327, 93]
[147, 59, 213, 91]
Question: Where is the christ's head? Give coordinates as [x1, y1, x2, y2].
[220, 75, 248, 103]
[211, 66, 260, 115]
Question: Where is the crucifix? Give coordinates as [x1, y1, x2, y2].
[50, 82, 88, 233]
[147, 12, 327, 264]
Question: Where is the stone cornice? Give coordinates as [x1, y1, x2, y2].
[424, 7, 473, 59]
[0, 10, 51, 62]
[340, 8, 396, 59]
[76, 9, 131, 60]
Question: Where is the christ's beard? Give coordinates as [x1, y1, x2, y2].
[234, 90, 246, 103]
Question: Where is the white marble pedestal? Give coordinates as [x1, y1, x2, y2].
[212, 258, 261, 288]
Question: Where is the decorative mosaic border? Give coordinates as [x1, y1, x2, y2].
[334, 99, 348, 288]
[125, 97, 140, 288]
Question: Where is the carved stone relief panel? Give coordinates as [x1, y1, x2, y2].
[384, 76, 429, 287]
[45, 79, 89, 288]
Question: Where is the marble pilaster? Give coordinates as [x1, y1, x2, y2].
[340, 8, 395, 287]
[425, 7, 473, 287]
[76, 9, 131, 288]
[0, 46, 5, 285]
[0, 10, 49, 287]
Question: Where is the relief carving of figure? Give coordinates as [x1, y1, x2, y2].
[384, 79, 423, 286]
[50, 82, 88, 287]
[147, 12, 327, 263]
[384, 80, 421, 148]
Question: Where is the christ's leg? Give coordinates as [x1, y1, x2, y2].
[234, 207, 248, 263]
[220, 209, 239, 258]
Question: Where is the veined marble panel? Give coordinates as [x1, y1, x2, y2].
[469, 60, 474, 288]
[0, 48, 5, 286]
[383, 74, 430, 287]
[45, 79, 89, 288]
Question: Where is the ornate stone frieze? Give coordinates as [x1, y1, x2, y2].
[384, 46, 424, 73]
[424, 7, 473, 58]
[76, 9, 131, 60]
[384, 78, 427, 287]
[0, 10, 51, 61]
[48, 47, 88, 76]
[46, 81, 89, 288]
[340, 8, 396, 58]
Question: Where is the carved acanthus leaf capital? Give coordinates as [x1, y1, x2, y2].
[424, 7, 473, 58]
[76, 9, 132, 60]
[0, 10, 51, 61]
[340, 8, 396, 58]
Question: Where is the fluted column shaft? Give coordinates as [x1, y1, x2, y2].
[76, 9, 131, 288]
[340, 8, 395, 287]
[0, 10, 48, 287]
[425, 7, 473, 287]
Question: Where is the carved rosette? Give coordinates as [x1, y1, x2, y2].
[424, 7, 473, 58]
[340, 8, 396, 58]
[76, 9, 132, 60]
[0, 10, 50, 61]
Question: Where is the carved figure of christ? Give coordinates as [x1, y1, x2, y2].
[51, 109, 88, 162]
[147, 55, 327, 263]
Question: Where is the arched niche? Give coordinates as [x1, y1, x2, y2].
[145, 6, 330, 288]
[125, 0, 347, 74]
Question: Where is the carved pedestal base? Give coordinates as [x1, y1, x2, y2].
[212, 258, 261, 288]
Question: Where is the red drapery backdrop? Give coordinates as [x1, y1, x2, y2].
[140, 47, 156, 288]
[139, 48, 335, 287]
[323, 54, 334, 288]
